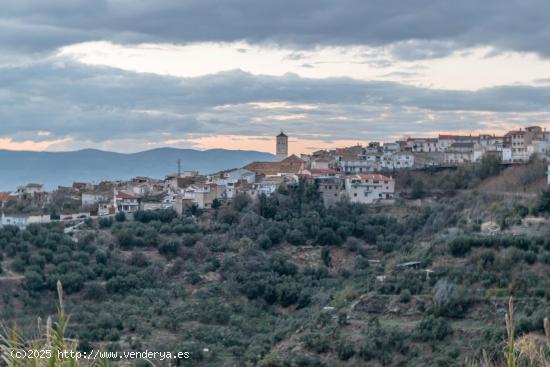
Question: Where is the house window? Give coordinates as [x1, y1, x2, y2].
[353, 193, 357, 197]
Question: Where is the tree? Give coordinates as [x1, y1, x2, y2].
[535, 187, 550, 214]
[476, 154, 502, 180]
[286, 229, 306, 246]
[257, 234, 272, 250]
[59, 271, 86, 294]
[115, 211, 126, 222]
[415, 316, 452, 341]
[116, 229, 136, 249]
[317, 228, 341, 246]
[449, 237, 472, 257]
[411, 179, 425, 199]
[158, 241, 180, 259]
[266, 225, 284, 245]
[232, 194, 251, 212]
[99, 217, 113, 228]
[336, 338, 355, 361]
[321, 247, 332, 267]
[211, 198, 222, 209]
[432, 279, 470, 317]
[24, 270, 45, 292]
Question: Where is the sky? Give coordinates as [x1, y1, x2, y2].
[2, 0, 550, 155]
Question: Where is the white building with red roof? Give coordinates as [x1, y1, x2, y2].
[114, 190, 141, 213]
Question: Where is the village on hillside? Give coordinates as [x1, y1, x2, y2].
[1, 126, 550, 228]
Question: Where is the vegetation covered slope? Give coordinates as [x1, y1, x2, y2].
[1, 179, 550, 366]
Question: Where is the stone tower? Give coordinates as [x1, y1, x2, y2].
[276, 131, 288, 160]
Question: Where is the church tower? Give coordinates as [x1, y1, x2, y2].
[276, 131, 288, 160]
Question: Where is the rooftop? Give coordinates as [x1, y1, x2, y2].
[350, 173, 392, 181]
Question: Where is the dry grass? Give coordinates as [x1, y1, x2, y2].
[467, 297, 550, 367]
[0, 281, 108, 367]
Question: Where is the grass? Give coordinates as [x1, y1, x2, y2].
[0, 281, 109, 367]
[467, 297, 550, 367]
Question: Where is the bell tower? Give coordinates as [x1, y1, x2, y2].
[276, 131, 288, 160]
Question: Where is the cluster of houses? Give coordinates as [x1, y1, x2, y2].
[1, 127, 549, 228]
[332, 125, 550, 173]
[403, 125, 550, 165]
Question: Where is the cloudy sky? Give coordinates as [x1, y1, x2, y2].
[2, 0, 550, 154]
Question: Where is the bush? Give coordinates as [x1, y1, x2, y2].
[59, 271, 86, 294]
[99, 217, 113, 228]
[158, 241, 180, 259]
[535, 186, 550, 214]
[115, 211, 126, 222]
[359, 318, 404, 363]
[411, 180, 425, 199]
[187, 271, 201, 285]
[266, 226, 284, 245]
[83, 283, 107, 301]
[116, 229, 136, 249]
[432, 279, 470, 317]
[344, 237, 362, 252]
[317, 228, 342, 246]
[336, 338, 355, 361]
[257, 234, 273, 250]
[232, 194, 251, 212]
[303, 332, 329, 354]
[286, 229, 306, 246]
[24, 270, 45, 292]
[321, 247, 331, 267]
[399, 289, 412, 303]
[449, 237, 472, 256]
[415, 316, 452, 341]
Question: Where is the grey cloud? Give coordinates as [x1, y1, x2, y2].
[1, 0, 550, 59]
[388, 40, 458, 60]
[1, 60, 550, 147]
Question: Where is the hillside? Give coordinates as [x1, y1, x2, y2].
[0, 148, 276, 190]
[395, 158, 548, 198]
[1, 180, 549, 366]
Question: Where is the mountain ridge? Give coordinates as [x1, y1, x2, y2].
[0, 147, 276, 190]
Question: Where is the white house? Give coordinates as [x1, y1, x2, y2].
[383, 142, 400, 153]
[444, 142, 475, 164]
[310, 158, 333, 170]
[246, 177, 284, 198]
[1, 213, 29, 227]
[501, 146, 513, 162]
[407, 138, 438, 153]
[81, 192, 111, 207]
[208, 168, 255, 199]
[504, 130, 530, 162]
[344, 174, 395, 204]
[114, 191, 141, 213]
[16, 183, 44, 197]
[437, 135, 478, 152]
[530, 139, 549, 155]
[380, 152, 414, 170]
[181, 184, 225, 209]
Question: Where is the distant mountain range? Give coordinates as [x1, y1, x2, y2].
[0, 148, 276, 191]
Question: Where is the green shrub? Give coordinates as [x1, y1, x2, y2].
[415, 316, 452, 341]
[115, 211, 126, 222]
